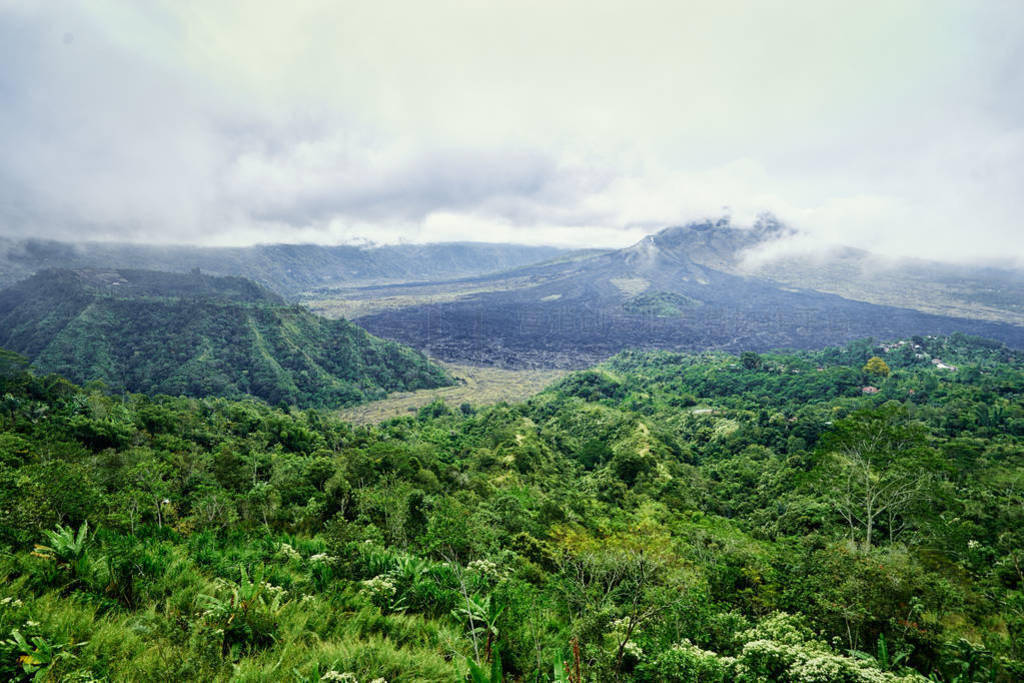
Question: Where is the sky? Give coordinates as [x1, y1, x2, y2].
[0, 1, 1022, 263]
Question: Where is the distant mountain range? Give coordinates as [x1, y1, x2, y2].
[341, 219, 1024, 367]
[0, 239, 569, 296]
[0, 269, 451, 407]
[4, 221, 1022, 374]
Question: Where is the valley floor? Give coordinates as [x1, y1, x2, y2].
[338, 361, 568, 424]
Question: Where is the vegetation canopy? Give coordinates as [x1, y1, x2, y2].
[0, 269, 452, 408]
[0, 333, 1021, 680]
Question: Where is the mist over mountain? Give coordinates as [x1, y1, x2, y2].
[340, 220, 1024, 367]
[734, 240, 1024, 326]
[0, 239, 569, 296]
[6, 4, 1024, 680]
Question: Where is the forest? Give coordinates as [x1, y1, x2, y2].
[0, 269, 452, 409]
[0, 333, 1022, 681]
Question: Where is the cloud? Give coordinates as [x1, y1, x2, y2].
[0, 1, 1022, 264]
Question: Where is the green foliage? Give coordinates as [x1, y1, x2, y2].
[740, 351, 763, 371]
[0, 334, 1020, 680]
[0, 269, 452, 408]
[815, 404, 936, 550]
[0, 349, 30, 382]
[622, 291, 702, 317]
[864, 356, 892, 377]
[1, 628, 86, 681]
[553, 370, 626, 402]
[464, 644, 503, 683]
[196, 564, 288, 657]
[32, 522, 108, 591]
[636, 640, 726, 682]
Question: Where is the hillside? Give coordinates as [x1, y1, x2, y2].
[340, 220, 1024, 367]
[0, 269, 451, 407]
[0, 334, 1021, 680]
[338, 361, 569, 424]
[596, 217, 1024, 325]
[735, 244, 1024, 325]
[0, 238, 570, 296]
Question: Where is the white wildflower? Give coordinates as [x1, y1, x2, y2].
[609, 616, 634, 632]
[360, 575, 397, 601]
[309, 553, 335, 563]
[320, 672, 359, 682]
[277, 543, 302, 561]
[261, 581, 287, 598]
[468, 558, 500, 578]
[622, 640, 644, 658]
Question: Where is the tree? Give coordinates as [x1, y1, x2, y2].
[740, 351, 763, 370]
[0, 349, 29, 381]
[862, 356, 890, 378]
[130, 455, 172, 528]
[817, 404, 934, 551]
[554, 530, 683, 680]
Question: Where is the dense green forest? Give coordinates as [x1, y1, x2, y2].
[0, 269, 451, 408]
[0, 334, 1022, 681]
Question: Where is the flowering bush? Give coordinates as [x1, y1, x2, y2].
[633, 614, 928, 682]
[637, 640, 728, 682]
[360, 575, 397, 610]
[727, 613, 928, 682]
[319, 673, 387, 683]
[276, 542, 302, 563]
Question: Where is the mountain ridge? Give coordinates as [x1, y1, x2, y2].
[0, 268, 452, 407]
[0, 239, 571, 296]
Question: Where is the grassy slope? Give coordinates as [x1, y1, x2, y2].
[338, 362, 569, 424]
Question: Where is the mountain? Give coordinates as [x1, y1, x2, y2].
[342, 220, 1024, 367]
[589, 216, 1024, 325]
[0, 269, 452, 407]
[0, 238, 569, 296]
[733, 243, 1024, 326]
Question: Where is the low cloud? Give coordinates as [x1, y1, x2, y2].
[0, 2, 1022, 265]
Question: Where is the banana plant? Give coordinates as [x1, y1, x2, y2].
[464, 644, 503, 683]
[453, 594, 507, 661]
[34, 522, 89, 565]
[32, 521, 107, 591]
[553, 655, 569, 683]
[849, 633, 911, 673]
[552, 639, 582, 683]
[4, 629, 85, 681]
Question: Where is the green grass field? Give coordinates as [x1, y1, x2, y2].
[338, 361, 568, 423]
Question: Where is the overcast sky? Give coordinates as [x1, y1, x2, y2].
[1, 1, 1022, 263]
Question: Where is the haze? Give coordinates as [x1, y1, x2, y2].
[1, 1, 1022, 264]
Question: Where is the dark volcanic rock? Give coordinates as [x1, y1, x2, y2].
[354, 222, 1024, 368]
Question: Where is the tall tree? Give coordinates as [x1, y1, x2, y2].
[863, 356, 891, 378]
[817, 403, 934, 551]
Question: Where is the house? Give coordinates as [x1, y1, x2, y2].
[862, 386, 880, 395]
